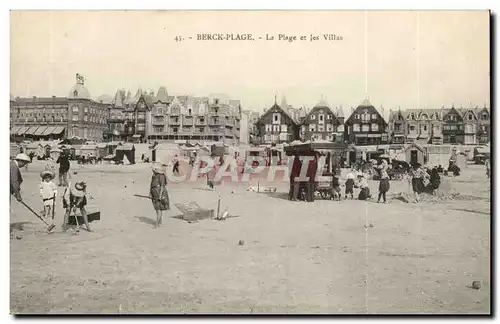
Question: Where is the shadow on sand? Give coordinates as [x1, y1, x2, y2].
[10, 221, 34, 233]
[258, 191, 290, 201]
[134, 216, 157, 226]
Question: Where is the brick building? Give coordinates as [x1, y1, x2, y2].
[10, 74, 110, 141]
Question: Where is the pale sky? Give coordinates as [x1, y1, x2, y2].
[10, 10, 490, 116]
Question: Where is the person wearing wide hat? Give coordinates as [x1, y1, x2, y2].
[150, 162, 170, 228]
[56, 151, 70, 187]
[10, 153, 31, 203]
[409, 162, 428, 203]
[356, 172, 371, 201]
[61, 181, 93, 232]
[39, 170, 58, 218]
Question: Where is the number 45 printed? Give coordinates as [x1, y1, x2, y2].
[175, 36, 184, 42]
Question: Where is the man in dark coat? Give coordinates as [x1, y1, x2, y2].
[56, 152, 70, 186]
[10, 153, 31, 202]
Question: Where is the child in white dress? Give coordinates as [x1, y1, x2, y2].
[40, 171, 58, 219]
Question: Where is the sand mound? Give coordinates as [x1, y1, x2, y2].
[391, 177, 469, 203]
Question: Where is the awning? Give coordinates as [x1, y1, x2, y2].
[476, 147, 491, 154]
[393, 134, 405, 137]
[132, 134, 141, 138]
[42, 126, 57, 136]
[52, 126, 66, 135]
[16, 126, 30, 135]
[24, 126, 39, 136]
[10, 126, 21, 135]
[34, 126, 48, 136]
[418, 135, 428, 139]
[354, 145, 379, 152]
[406, 134, 418, 139]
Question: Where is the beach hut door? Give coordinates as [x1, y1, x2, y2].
[410, 150, 418, 165]
[349, 151, 356, 167]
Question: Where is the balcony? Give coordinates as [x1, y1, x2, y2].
[182, 118, 194, 126]
[195, 119, 207, 125]
[169, 119, 181, 126]
[170, 110, 180, 116]
[152, 118, 165, 126]
[209, 119, 225, 126]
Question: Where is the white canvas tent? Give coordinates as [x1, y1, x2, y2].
[154, 143, 181, 166]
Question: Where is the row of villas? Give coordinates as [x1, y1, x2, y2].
[107, 88, 241, 144]
[254, 99, 491, 146]
[389, 106, 491, 145]
[10, 75, 243, 145]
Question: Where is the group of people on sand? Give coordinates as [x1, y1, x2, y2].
[329, 159, 445, 204]
[340, 159, 391, 203]
[10, 153, 94, 233]
[10, 151, 172, 232]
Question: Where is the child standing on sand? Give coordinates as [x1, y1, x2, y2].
[40, 171, 58, 219]
[345, 168, 356, 199]
[150, 163, 170, 228]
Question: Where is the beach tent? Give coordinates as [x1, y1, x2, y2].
[426, 145, 452, 168]
[10, 143, 21, 159]
[196, 146, 211, 157]
[24, 142, 44, 157]
[153, 143, 180, 166]
[115, 144, 136, 164]
[106, 141, 123, 155]
[404, 143, 427, 166]
[79, 144, 99, 158]
[96, 143, 108, 157]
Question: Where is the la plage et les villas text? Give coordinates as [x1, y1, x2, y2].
[174, 33, 343, 42]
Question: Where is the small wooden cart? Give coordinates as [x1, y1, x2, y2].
[284, 140, 346, 202]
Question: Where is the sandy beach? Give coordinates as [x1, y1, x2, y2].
[10, 160, 490, 314]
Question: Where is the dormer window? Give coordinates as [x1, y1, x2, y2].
[468, 114, 473, 121]
[421, 114, 428, 120]
[73, 90, 78, 97]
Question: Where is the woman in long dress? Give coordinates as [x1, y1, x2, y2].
[150, 162, 170, 228]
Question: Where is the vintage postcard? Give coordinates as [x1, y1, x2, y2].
[9, 10, 491, 314]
